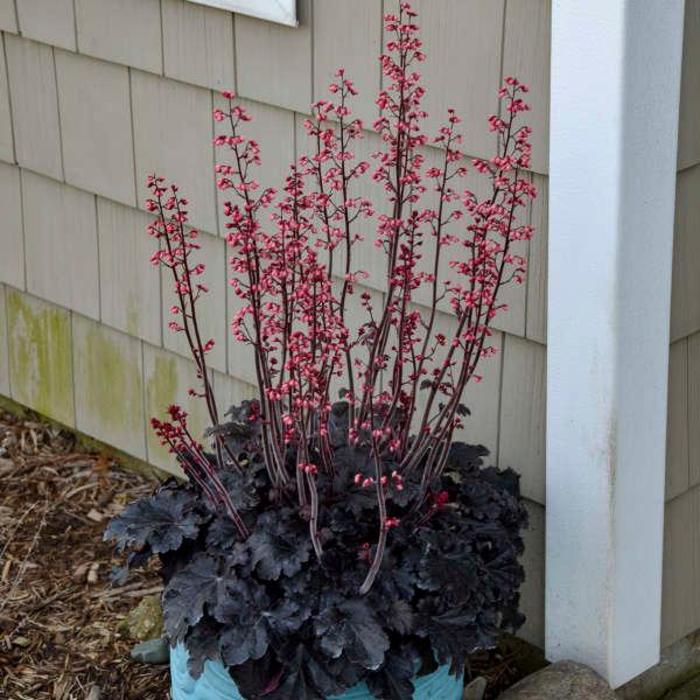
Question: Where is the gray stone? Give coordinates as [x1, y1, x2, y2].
[121, 594, 164, 641]
[664, 673, 700, 699]
[498, 661, 615, 700]
[130, 638, 170, 665]
[464, 676, 487, 700]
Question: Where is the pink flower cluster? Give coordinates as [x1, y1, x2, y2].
[143, 1, 536, 593]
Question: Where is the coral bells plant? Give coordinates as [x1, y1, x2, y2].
[106, 4, 535, 698]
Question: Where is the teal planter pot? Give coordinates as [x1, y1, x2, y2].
[170, 643, 463, 700]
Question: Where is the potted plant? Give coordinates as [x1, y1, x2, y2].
[106, 4, 535, 698]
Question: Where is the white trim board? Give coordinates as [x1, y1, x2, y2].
[188, 0, 297, 27]
[547, 0, 685, 688]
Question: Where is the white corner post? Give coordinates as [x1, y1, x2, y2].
[547, 0, 685, 688]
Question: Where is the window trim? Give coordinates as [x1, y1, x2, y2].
[188, 0, 297, 27]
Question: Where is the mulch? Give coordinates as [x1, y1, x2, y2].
[0, 409, 170, 700]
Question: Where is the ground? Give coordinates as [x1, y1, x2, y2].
[0, 409, 169, 700]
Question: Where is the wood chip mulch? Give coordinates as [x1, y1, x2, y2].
[0, 410, 170, 700]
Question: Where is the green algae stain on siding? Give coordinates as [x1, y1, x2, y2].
[144, 347, 208, 473]
[0, 286, 10, 396]
[73, 315, 146, 458]
[125, 290, 141, 338]
[145, 351, 181, 470]
[6, 289, 75, 426]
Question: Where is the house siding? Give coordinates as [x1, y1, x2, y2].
[0, 0, 695, 656]
[661, 0, 700, 649]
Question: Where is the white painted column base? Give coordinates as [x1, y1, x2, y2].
[547, 0, 685, 688]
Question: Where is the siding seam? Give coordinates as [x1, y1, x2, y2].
[2, 32, 17, 164]
[498, 0, 508, 121]
[18, 166, 26, 290]
[231, 11, 237, 91]
[71, 0, 79, 51]
[127, 68, 139, 209]
[158, 0, 165, 75]
[209, 89, 219, 236]
[309, 0, 314, 105]
[379, 0, 385, 95]
[666, 478, 700, 507]
[677, 159, 700, 175]
[94, 194, 102, 322]
[51, 46, 66, 181]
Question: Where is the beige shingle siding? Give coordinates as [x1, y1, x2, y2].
[678, 0, 700, 171]
[0, 35, 14, 162]
[662, 485, 700, 647]
[56, 51, 136, 206]
[665, 0, 700, 509]
[97, 198, 162, 346]
[74, 0, 162, 74]
[499, 335, 546, 505]
[0, 162, 23, 290]
[403, 0, 505, 161]
[526, 174, 548, 344]
[0, 1, 16, 33]
[455, 327, 503, 460]
[22, 171, 99, 320]
[666, 339, 690, 502]
[502, 0, 550, 175]
[312, 0, 382, 126]
[131, 70, 218, 234]
[16, 0, 76, 52]
[235, 0, 312, 113]
[5, 35, 63, 180]
[520, 499, 545, 647]
[689, 333, 700, 487]
[163, 0, 235, 91]
[662, 0, 700, 649]
[671, 165, 700, 342]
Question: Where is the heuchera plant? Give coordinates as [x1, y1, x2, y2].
[106, 4, 535, 698]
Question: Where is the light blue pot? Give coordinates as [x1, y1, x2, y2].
[170, 642, 463, 699]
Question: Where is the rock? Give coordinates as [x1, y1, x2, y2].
[664, 673, 700, 699]
[463, 676, 487, 700]
[130, 638, 170, 665]
[498, 661, 616, 699]
[122, 594, 164, 641]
